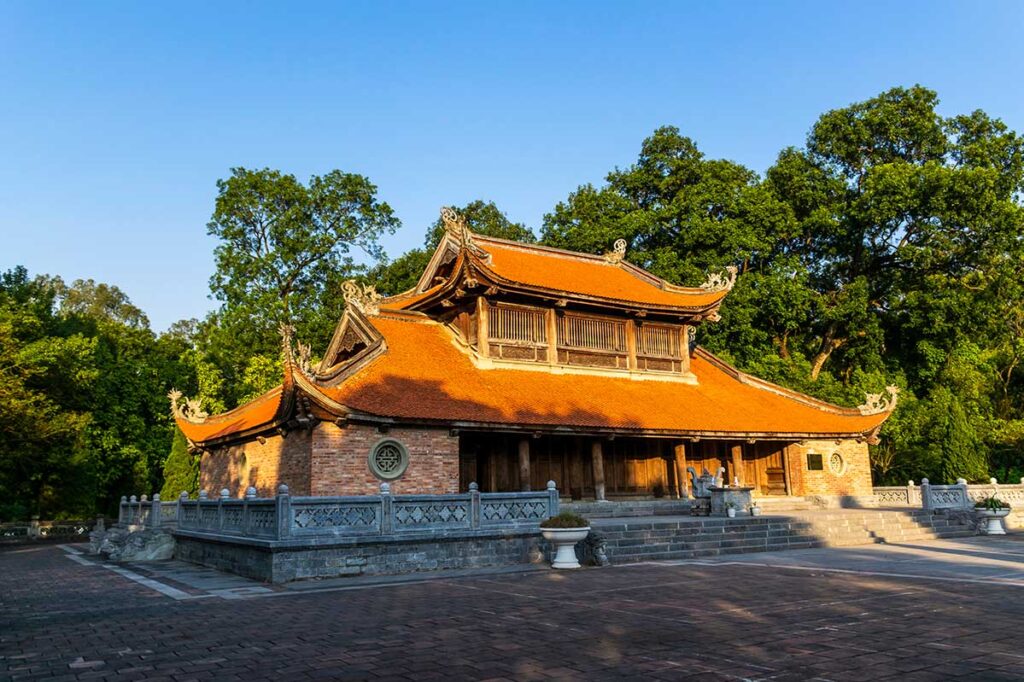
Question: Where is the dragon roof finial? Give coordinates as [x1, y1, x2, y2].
[858, 385, 900, 416]
[168, 388, 208, 423]
[700, 265, 738, 293]
[341, 280, 381, 316]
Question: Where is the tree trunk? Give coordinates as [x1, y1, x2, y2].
[810, 330, 845, 381]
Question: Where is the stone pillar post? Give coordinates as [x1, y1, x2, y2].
[673, 443, 688, 498]
[547, 480, 560, 516]
[178, 491, 188, 527]
[591, 440, 607, 502]
[276, 484, 291, 539]
[29, 515, 40, 539]
[150, 493, 162, 529]
[920, 478, 931, 510]
[518, 438, 531, 492]
[380, 482, 393, 535]
[469, 482, 481, 528]
[119, 496, 127, 526]
[956, 478, 970, 510]
[243, 486, 256, 534]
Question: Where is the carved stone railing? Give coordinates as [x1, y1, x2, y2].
[0, 518, 97, 543]
[963, 478, 1024, 506]
[175, 481, 560, 541]
[117, 494, 179, 530]
[871, 481, 920, 507]
[920, 478, 971, 511]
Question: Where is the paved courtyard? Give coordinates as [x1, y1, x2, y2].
[3, 536, 1024, 681]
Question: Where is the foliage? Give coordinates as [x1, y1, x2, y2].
[160, 428, 198, 499]
[539, 511, 590, 528]
[975, 495, 1010, 511]
[542, 86, 1024, 486]
[0, 268, 192, 519]
[201, 167, 399, 407]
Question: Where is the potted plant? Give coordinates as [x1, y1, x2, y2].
[540, 512, 591, 569]
[975, 496, 1011, 535]
[749, 501, 762, 517]
[726, 502, 737, 518]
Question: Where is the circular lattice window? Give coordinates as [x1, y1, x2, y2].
[828, 452, 846, 476]
[368, 439, 409, 481]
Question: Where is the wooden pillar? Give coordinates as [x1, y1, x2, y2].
[592, 440, 607, 501]
[486, 441, 499, 492]
[673, 442, 688, 498]
[625, 319, 638, 370]
[730, 443, 744, 486]
[546, 308, 559, 366]
[518, 437, 531, 491]
[782, 444, 794, 496]
[680, 325, 691, 375]
[570, 438, 585, 500]
[476, 296, 490, 358]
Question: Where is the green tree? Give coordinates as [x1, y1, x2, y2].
[203, 167, 399, 406]
[160, 429, 199, 499]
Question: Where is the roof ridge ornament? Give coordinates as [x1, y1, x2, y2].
[603, 239, 627, 264]
[278, 323, 316, 376]
[700, 265, 738, 292]
[341, 280, 382, 316]
[440, 207, 489, 260]
[858, 385, 900, 415]
[168, 388, 208, 423]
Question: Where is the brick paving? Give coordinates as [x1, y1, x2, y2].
[3, 543, 1024, 680]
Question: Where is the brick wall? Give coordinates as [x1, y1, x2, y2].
[310, 422, 460, 496]
[200, 430, 312, 498]
[787, 439, 873, 497]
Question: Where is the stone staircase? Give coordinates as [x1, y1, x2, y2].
[562, 499, 694, 518]
[591, 509, 976, 564]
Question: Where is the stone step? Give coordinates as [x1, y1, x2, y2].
[594, 510, 976, 565]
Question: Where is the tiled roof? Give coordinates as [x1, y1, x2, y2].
[473, 237, 727, 309]
[317, 315, 887, 436]
[176, 386, 283, 443]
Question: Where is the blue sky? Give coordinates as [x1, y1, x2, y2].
[2, 1, 1022, 331]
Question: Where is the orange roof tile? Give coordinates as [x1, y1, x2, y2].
[175, 386, 283, 443]
[319, 316, 888, 436]
[474, 237, 727, 309]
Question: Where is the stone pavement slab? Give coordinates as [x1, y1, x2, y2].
[660, 533, 1024, 585]
[3, 537, 1024, 680]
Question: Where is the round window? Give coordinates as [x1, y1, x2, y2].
[828, 452, 846, 476]
[368, 439, 409, 481]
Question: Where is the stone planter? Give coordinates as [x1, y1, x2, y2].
[750, 505, 762, 517]
[726, 507, 737, 518]
[976, 508, 1010, 535]
[541, 527, 590, 569]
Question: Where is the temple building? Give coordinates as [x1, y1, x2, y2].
[172, 208, 898, 503]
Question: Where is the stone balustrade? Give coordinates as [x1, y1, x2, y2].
[174, 481, 560, 541]
[871, 478, 1024, 511]
[117, 494, 179, 529]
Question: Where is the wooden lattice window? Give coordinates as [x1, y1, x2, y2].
[487, 303, 547, 345]
[557, 314, 627, 352]
[635, 324, 682, 359]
